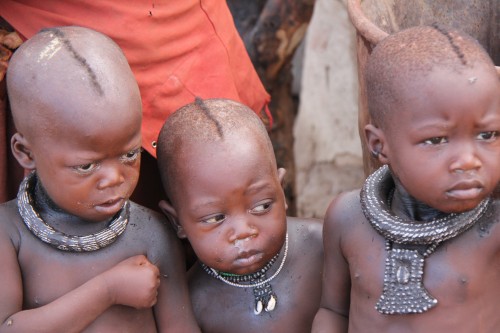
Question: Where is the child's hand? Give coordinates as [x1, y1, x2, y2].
[101, 255, 160, 309]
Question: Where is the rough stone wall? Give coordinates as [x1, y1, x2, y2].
[294, 0, 364, 218]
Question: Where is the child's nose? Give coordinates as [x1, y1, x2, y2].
[449, 145, 482, 174]
[97, 165, 125, 189]
[228, 218, 258, 244]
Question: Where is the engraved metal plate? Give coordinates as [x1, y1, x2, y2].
[376, 248, 438, 314]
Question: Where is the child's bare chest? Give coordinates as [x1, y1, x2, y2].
[193, 255, 322, 333]
[16, 239, 158, 332]
[17, 231, 143, 308]
[195, 283, 316, 333]
[347, 219, 500, 325]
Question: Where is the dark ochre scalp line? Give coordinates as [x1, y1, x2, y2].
[431, 23, 467, 66]
[195, 96, 224, 138]
[41, 28, 104, 96]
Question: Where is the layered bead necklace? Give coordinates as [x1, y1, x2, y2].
[202, 233, 289, 315]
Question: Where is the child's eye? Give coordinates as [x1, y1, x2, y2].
[249, 201, 273, 215]
[423, 137, 447, 145]
[477, 131, 499, 141]
[120, 148, 143, 163]
[202, 214, 226, 224]
[73, 162, 99, 174]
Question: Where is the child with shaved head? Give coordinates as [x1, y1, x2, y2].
[313, 25, 500, 333]
[0, 26, 200, 332]
[156, 98, 323, 332]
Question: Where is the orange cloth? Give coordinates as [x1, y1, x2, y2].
[0, 0, 270, 157]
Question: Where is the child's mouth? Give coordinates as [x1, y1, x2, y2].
[94, 197, 125, 213]
[446, 183, 483, 200]
[233, 251, 264, 268]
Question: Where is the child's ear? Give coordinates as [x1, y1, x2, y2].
[364, 124, 389, 164]
[277, 168, 287, 187]
[11, 133, 36, 170]
[158, 199, 187, 239]
[277, 168, 289, 211]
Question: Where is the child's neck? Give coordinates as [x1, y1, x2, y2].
[34, 178, 64, 213]
[391, 180, 449, 222]
[32, 176, 112, 233]
[18, 172, 130, 251]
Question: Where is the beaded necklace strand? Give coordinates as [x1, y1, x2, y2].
[202, 233, 289, 314]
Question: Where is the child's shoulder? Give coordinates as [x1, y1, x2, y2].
[128, 201, 169, 227]
[286, 217, 323, 260]
[0, 199, 30, 251]
[0, 198, 21, 217]
[286, 216, 322, 243]
[323, 189, 364, 231]
[0, 198, 23, 230]
[127, 201, 178, 244]
[326, 189, 361, 218]
[127, 201, 184, 265]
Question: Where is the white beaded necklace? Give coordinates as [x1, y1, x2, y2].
[202, 233, 289, 314]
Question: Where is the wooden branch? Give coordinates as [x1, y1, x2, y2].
[347, 0, 387, 46]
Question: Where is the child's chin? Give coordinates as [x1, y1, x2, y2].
[438, 200, 484, 214]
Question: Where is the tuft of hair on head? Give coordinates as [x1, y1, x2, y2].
[365, 24, 496, 128]
[156, 97, 274, 200]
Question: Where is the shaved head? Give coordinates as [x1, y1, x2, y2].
[366, 24, 497, 128]
[157, 98, 275, 200]
[7, 26, 141, 139]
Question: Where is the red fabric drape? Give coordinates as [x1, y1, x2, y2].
[0, 0, 271, 202]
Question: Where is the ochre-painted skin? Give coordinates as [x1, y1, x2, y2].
[0, 27, 200, 333]
[160, 129, 324, 333]
[313, 65, 500, 332]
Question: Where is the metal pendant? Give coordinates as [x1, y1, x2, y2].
[376, 248, 438, 314]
